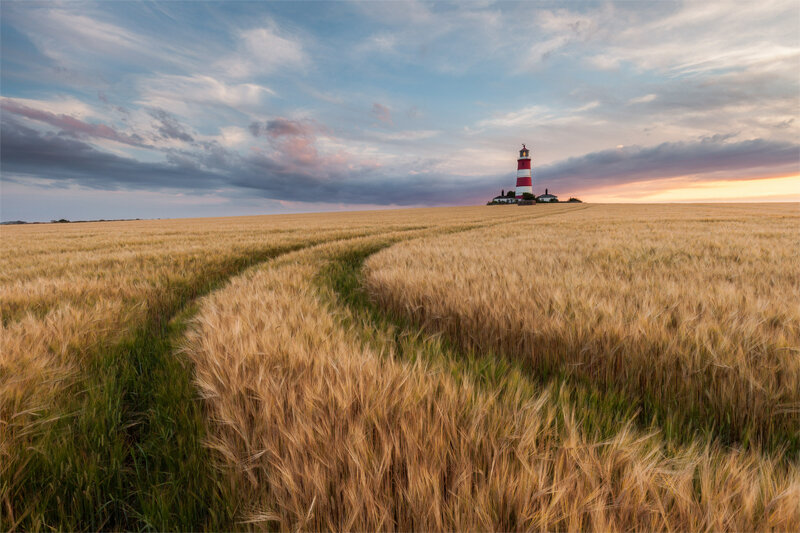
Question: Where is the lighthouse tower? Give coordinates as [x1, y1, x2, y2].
[515, 144, 533, 198]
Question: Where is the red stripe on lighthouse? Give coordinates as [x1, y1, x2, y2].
[517, 159, 531, 170]
[516, 176, 532, 187]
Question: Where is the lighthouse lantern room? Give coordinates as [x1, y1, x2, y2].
[515, 144, 533, 198]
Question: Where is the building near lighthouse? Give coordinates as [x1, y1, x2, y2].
[537, 188, 558, 202]
[490, 190, 517, 204]
[515, 144, 533, 198]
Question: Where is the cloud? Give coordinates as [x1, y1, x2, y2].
[0, 118, 222, 190]
[351, 2, 508, 74]
[574, 101, 600, 112]
[248, 117, 320, 169]
[471, 105, 553, 131]
[251, 117, 344, 170]
[356, 33, 399, 56]
[2, 96, 96, 118]
[148, 108, 194, 142]
[629, 94, 658, 104]
[372, 103, 393, 125]
[260, 117, 316, 138]
[372, 130, 440, 142]
[584, 1, 799, 76]
[4, 5, 203, 77]
[1, 98, 147, 147]
[137, 75, 275, 113]
[230, 154, 494, 206]
[536, 136, 800, 191]
[217, 126, 250, 147]
[10, 8, 153, 67]
[221, 24, 308, 78]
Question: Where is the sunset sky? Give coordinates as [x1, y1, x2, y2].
[1, 1, 798, 221]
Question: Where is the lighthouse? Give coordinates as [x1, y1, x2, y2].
[515, 144, 533, 198]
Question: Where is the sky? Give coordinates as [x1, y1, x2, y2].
[1, 0, 798, 221]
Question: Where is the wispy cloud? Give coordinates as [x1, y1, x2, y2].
[371, 130, 440, 142]
[220, 23, 309, 78]
[629, 94, 658, 105]
[583, 1, 799, 76]
[471, 106, 554, 131]
[4, 4, 203, 74]
[136, 75, 275, 115]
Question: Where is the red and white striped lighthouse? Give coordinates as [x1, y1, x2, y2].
[515, 144, 533, 198]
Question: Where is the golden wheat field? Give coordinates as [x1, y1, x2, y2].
[1, 203, 798, 531]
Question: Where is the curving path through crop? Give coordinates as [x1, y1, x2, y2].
[8, 232, 386, 531]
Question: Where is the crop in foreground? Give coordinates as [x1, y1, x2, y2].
[2, 204, 798, 530]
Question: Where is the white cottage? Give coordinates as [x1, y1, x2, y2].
[490, 189, 517, 204]
[537, 188, 558, 203]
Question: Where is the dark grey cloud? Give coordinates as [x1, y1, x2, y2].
[148, 108, 194, 142]
[249, 117, 315, 138]
[231, 152, 492, 205]
[1, 118, 221, 190]
[266, 117, 314, 137]
[248, 121, 262, 137]
[536, 136, 800, 190]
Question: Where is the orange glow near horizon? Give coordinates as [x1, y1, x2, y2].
[580, 175, 800, 203]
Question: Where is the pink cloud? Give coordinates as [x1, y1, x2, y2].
[252, 116, 380, 177]
[0, 98, 146, 147]
[266, 117, 315, 138]
[372, 102, 393, 125]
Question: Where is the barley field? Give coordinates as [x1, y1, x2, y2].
[1, 204, 798, 530]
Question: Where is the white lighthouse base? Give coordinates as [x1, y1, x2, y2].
[515, 185, 533, 198]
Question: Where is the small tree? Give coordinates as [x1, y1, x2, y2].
[522, 192, 535, 201]
[506, 190, 516, 198]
